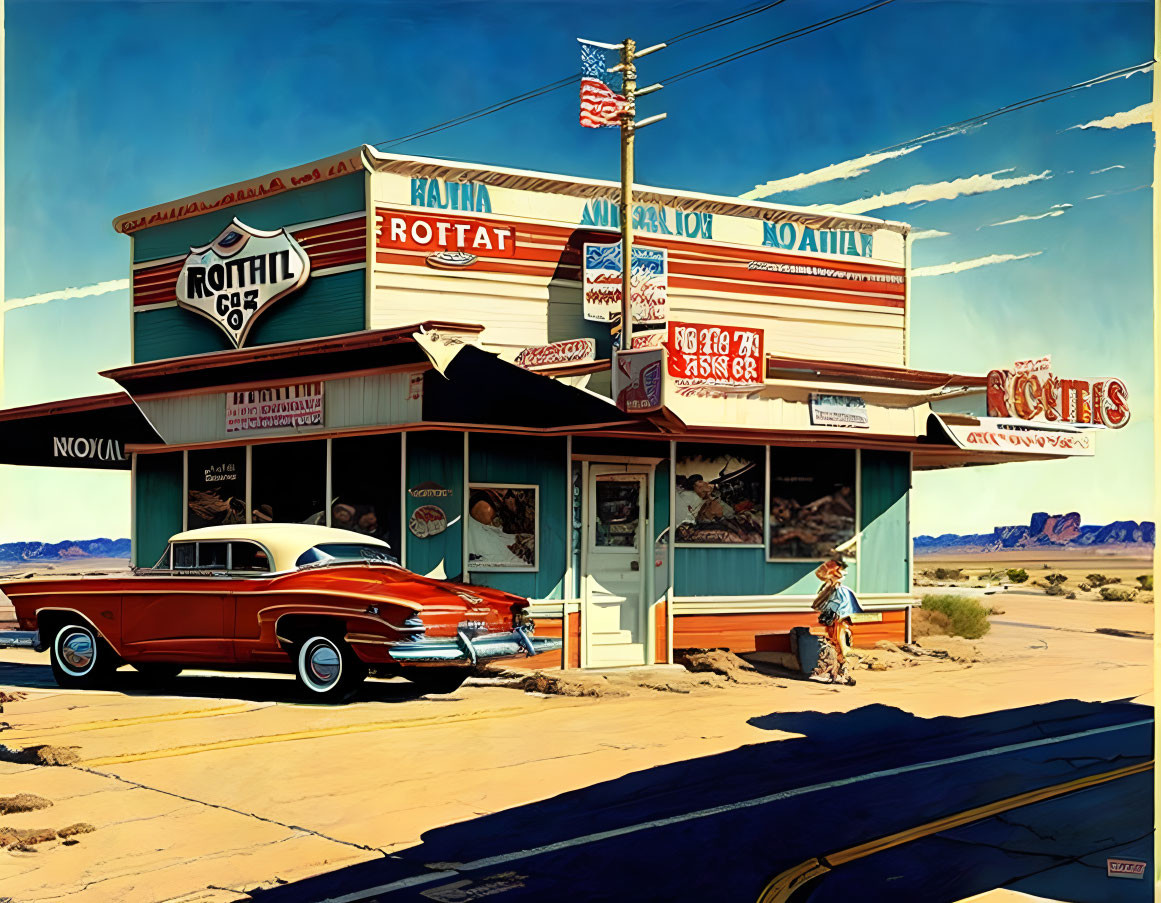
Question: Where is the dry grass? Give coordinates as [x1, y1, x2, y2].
[912, 608, 953, 638]
[0, 794, 52, 815]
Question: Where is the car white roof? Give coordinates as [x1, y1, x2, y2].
[167, 523, 392, 571]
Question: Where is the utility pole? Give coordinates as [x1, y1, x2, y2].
[605, 39, 666, 350]
[618, 38, 637, 349]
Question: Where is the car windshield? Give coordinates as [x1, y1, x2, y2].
[295, 543, 398, 569]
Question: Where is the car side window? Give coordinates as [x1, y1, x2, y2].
[230, 542, 271, 573]
[197, 542, 229, 570]
[172, 543, 197, 569]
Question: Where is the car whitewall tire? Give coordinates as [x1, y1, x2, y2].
[293, 635, 366, 702]
[49, 623, 118, 689]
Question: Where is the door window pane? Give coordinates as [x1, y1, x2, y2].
[675, 444, 765, 545]
[251, 441, 326, 524]
[230, 542, 271, 573]
[187, 448, 246, 529]
[595, 481, 640, 547]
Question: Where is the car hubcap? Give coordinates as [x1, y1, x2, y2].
[60, 630, 94, 673]
[307, 642, 340, 689]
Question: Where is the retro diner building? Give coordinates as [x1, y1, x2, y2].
[0, 146, 1102, 669]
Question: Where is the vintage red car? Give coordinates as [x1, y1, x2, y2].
[0, 524, 559, 701]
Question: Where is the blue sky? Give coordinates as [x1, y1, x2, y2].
[1, 0, 1154, 541]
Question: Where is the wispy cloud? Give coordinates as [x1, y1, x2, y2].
[1085, 183, 1151, 201]
[4, 278, 129, 311]
[1090, 164, 1126, 174]
[911, 251, 1043, 278]
[808, 168, 1053, 216]
[983, 203, 1072, 228]
[740, 145, 922, 200]
[1067, 102, 1152, 131]
[909, 229, 950, 241]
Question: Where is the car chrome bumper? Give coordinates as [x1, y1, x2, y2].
[387, 626, 561, 665]
[0, 630, 42, 651]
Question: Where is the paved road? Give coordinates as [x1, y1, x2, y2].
[251, 699, 1153, 903]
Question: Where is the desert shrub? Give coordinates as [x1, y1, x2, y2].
[1078, 582, 1092, 592]
[1086, 574, 1119, 587]
[932, 567, 963, 581]
[1066, 592, 1077, 600]
[1006, 568, 1029, 583]
[1136, 575, 1153, 591]
[921, 594, 991, 639]
[1099, 586, 1138, 602]
[1044, 585, 1066, 596]
[1045, 573, 1068, 586]
[911, 608, 953, 637]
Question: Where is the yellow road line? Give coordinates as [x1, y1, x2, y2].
[757, 759, 1153, 903]
[4, 703, 258, 742]
[78, 703, 565, 767]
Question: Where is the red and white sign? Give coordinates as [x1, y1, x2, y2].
[375, 210, 516, 257]
[514, 338, 597, 370]
[939, 416, 1094, 457]
[1106, 858, 1146, 879]
[613, 348, 665, 413]
[666, 322, 764, 386]
[226, 382, 324, 433]
[987, 363, 1129, 429]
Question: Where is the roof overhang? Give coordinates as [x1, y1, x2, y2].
[916, 413, 1096, 469]
[766, 356, 987, 391]
[0, 393, 162, 470]
[99, 322, 483, 397]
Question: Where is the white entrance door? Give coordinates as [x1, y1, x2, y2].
[584, 467, 647, 667]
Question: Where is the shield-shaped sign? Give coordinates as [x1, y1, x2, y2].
[175, 218, 311, 348]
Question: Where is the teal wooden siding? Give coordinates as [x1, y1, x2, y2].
[676, 551, 857, 597]
[134, 453, 183, 567]
[132, 175, 366, 263]
[404, 432, 464, 581]
[133, 269, 366, 362]
[653, 459, 671, 600]
[858, 450, 911, 594]
[468, 433, 568, 601]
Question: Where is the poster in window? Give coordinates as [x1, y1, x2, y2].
[768, 448, 857, 559]
[674, 446, 764, 545]
[187, 448, 246, 529]
[467, 484, 538, 571]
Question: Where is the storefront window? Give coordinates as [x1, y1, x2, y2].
[674, 444, 765, 545]
[331, 435, 402, 555]
[768, 448, 856, 559]
[467, 484, 538, 571]
[250, 441, 326, 524]
[187, 448, 246, 529]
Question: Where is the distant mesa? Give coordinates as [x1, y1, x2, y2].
[915, 514, 1154, 555]
[0, 538, 131, 563]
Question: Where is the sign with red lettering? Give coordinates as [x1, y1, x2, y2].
[1106, 858, 1146, 879]
[375, 210, 516, 257]
[225, 382, 324, 433]
[939, 417, 1094, 457]
[666, 322, 764, 386]
[987, 362, 1129, 429]
[514, 338, 597, 370]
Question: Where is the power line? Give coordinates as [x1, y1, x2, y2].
[663, 0, 897, 84]
[372, 0, 863, 149]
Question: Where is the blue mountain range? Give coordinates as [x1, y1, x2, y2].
[915, 514, 1155, 555]
[0, 538, 132, 563]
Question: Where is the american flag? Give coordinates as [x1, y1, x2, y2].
[579, 42, 626, 129]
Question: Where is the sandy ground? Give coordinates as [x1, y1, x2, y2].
[0, 583, 1151, 903]
[917, 555, 1153, 605]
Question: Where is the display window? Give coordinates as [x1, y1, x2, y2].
[330, 435, 402, 555]
[187, 448, 246, 529]
[250, 441, 326, 525]
[674, 444, 765, 545]
[768, 447, 857, 560]
[467, 483, 538, 571]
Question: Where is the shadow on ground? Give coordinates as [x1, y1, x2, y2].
[249, 698, 1153, 903]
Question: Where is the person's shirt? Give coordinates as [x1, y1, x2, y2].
[676, 489, 703, 525]
[468, 518, 525, 566]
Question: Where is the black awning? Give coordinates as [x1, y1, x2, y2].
[422, 344, 632, 429]
[0, 393, 162, 470]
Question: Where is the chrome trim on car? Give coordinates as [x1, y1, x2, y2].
[0, 630, 41, 651]
[387, 626, 561, 664]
